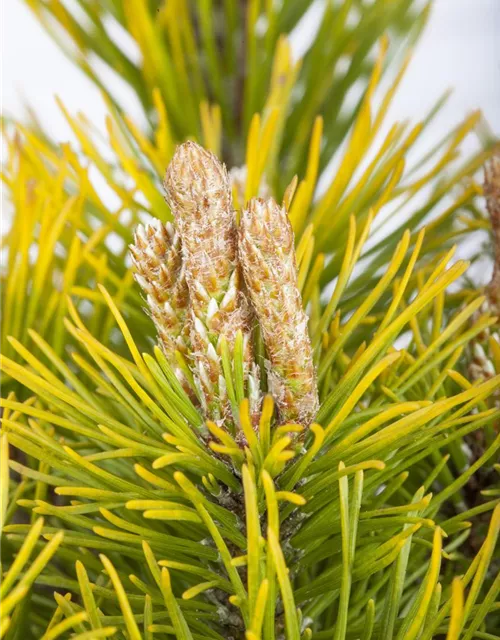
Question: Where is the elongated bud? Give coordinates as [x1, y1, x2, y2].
[130, 220, 190, 362]
[239, 197, 319, 426]
[485, 152, 500, 313]
[164, 142, 259, 424]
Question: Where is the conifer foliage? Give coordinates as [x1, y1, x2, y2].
[1, 1, 499, 639]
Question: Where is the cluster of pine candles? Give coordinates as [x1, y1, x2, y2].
[1, 1, 500, 639]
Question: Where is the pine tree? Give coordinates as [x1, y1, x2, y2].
[1, 2, 499, 639]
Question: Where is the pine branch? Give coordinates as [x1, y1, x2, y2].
[2, 1, 500, 637]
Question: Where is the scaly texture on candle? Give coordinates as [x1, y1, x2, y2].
[130, 220, 190, 382]
[164, 142, 259, 423]
[239, 196, 319, 426]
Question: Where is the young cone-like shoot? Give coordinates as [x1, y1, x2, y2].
[485, 152, 500, 312]
[130, 221, 189, 366]
[239, 197, 319, 426]
[163, 142, 259, 424]
[466, 155, 500, 389]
